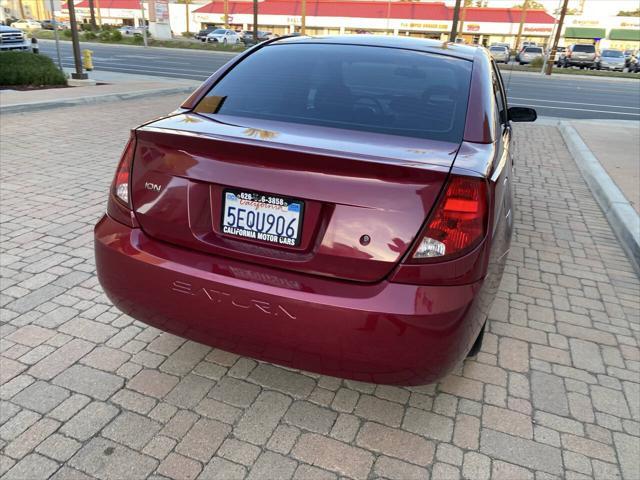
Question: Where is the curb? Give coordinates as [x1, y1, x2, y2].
[558, 121, 640, 273]
[0, 85, 196, 114]
[36, 38, 241, 56]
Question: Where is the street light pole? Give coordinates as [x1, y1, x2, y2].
[450, 0, 461, 42]
[139, 0, 148, 47]
[300, 0, 306, 35]
[49, 0, 62, 70]
[67, 0, 88, 79]
[545, 0, 569, 75]
[514, 0, 529, 52]
[252, 0, 257, 43]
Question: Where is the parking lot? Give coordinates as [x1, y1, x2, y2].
[1, 94, 639, 479]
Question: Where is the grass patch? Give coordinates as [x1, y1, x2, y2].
[34, 29, 245, 52]
[498, 62, 639, 79]
[0, 51, 66, 86]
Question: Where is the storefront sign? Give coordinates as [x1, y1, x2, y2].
[399, 22, 448, 30]
[155, 0, 168, 23]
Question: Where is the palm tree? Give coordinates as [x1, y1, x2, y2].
[300, 0, 306, 34]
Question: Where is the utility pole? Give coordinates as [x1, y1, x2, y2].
[223, 0, 228, 28]
[95, 0, 102, 26]
[88, 0, 97, 29]
[545, 0, 569, 75]
[185, 0, 190, 33]
[67, 0, 88, 79]
[300, 0, 306, 35]
[514, 0, 529, 52]
[252, 0, 257, 43]
[140, 0, 148, 46]
[450, 0, 461, 42]
[18, 0, 25, 19]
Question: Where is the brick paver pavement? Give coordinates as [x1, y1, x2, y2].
[1, 95, 639, 480]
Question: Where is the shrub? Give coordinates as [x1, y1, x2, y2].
[80, 23, 94, 31]
[83, 31, 98, 40]
[530, 56, 544, 69]
[0, 51, 66, 86]
[181, 31, 192, 37]
[62, 29, 73, 38]
[98, 29, 122, 41]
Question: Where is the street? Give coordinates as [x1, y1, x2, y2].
[37, 39, 640, 121]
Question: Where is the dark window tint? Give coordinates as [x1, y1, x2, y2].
[573, 45, 595, 53]
[524, 47, 543, 53]
[199, 43, 473, 142]
[602, 50, 623, 57]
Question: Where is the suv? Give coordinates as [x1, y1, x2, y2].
[559, 44, 597, 69]
[0, 24, 31, 51]
[195, 26, 216, 42]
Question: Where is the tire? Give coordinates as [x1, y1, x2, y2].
[467, 322, 486, 357]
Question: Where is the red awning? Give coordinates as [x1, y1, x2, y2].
[193, 0, 555, 24]
[62, 0, 143, 10]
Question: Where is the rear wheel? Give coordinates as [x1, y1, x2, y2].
[467, 322, 486, 357]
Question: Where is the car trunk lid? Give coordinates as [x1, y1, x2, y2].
[131, 113, 456, 282]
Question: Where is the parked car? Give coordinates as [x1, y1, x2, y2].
[628, 55, 640, 73]
[195, 26, 217, 42]
[559, 44, 597, 69]
[40, 19, 67, 30]
[623, 49, 637, 69]
[119, 25, 147, 36]
[206, 28, 240, 44]
[95, 36, 536, 385]
[489, 45, 509, 63]
[595, 49, 626, 71]
[240, 30, 277, 46]
[517, 46, 543, 65]
[553, 46, 566, 63]
[10, 19, 41, 30]
[0, 24, 31, 50]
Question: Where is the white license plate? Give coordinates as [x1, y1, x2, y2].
[221, 189, 303, 246]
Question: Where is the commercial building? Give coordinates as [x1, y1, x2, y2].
[54, 0, 640, 51]
[188, 0, 557, 47]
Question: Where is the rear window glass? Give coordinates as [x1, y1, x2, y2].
[198, 43, 473, 142]
[573, 45, 595, 53]
[602, 50, 623, 57]
[490, 46, 506, 52]
[524, 47, 543, 53]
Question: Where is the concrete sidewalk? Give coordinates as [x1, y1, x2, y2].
[0, 70, 200, 113]
[559, 119, 640, 273]
[571, 120, 639, 214]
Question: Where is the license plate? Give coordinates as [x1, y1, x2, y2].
[221, 189, 303, 246]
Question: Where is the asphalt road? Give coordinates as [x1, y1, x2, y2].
[38, 39, 640, 120]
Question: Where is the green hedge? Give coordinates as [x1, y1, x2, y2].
[0, 51, 66, 86]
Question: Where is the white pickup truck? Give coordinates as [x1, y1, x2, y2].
[0, 24, 32, 51]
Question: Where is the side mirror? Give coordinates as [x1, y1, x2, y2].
[509, 106, 537, 123]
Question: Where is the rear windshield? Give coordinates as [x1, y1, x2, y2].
[573, 45, 595, 53]
[212, 29, 226, 34]
[524, 47, 543, 53]
[198, 43, 473, 142]
[602, 50, 623, 57]
[489, 46, 506, 52]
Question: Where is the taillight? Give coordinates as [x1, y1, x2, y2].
[411, 176, 488, 261]
[112, 133, 135, 208]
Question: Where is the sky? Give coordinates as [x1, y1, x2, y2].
[440, 0, 640, 16]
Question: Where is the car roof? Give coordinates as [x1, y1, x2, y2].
[272, 35, 480, 61]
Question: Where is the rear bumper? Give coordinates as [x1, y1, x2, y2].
[95, 215, 490, 385]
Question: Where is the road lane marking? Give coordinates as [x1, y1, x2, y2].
[509, 103, 640, 116]
[508, 97, 640, 110]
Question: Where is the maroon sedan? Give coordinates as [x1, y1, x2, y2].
[95, 36, 536, 385]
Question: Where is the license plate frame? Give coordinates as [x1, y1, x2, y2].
[221, 189, 304, 247]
